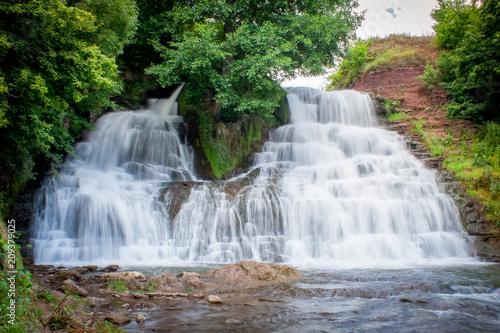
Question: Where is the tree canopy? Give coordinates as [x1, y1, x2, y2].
[0, 0, 137, 203]
[430, 0, 500, 121]
[146, 0, 363, 119]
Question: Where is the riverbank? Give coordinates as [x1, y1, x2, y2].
[21, 259, 500, 332]
[21, 260, 300, 331]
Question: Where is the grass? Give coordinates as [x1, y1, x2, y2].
[145, 280, 157, 292]
[108, 280, 129, 293]
[328, 34, 436, 90]
[388, 112, 407, 123]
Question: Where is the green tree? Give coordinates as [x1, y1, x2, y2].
[431, 0, 481, 50]
[146, 0, 363, 119]
[0, 0, 128, 213]
[70, 0, 139, 57]
[429, 0, 499, 121]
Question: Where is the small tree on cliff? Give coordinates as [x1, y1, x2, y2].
[146, 0, 363, 119]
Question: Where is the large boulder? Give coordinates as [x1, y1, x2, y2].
[145, 272, 182, 292]
[57, 279, 88, 297]
[101, 272, 144, 291]
[104, 312, 131, 325]
[53, 269, 82, 282]
[202, 260, 301, 290]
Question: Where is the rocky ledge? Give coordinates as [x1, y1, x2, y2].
[24, 260, 301, 330]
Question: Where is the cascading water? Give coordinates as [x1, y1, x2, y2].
[32, 85, 195, 265]
[32, 87, 475, 267]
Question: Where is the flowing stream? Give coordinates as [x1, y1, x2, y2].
[31, 87, 500, 331]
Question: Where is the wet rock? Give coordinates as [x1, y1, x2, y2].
[258, 298, 284, 303]
[182, 276, 208, 291]
[97, 287, 114, 295]
[132, 293, 149, 299]
[177, 272, 201, 278]
[101, 272, 143, 291]
[100, 265, 119, 272]
[104, 312, 131, 325]
[58, 279, 88, 297]
[88, 297, 109, 307]
[35, 264, 55, 270]
[120, 271, 146, 279]
[399, 298, 428, 304]
[74, 267, 91, 275]
[203, 260, 301, 289]
[207, 295, 223, 304]
[83, 265, 98, 271]
[146, 292, 188, 298]
[160, 181, 201, 218]
[53, 269, 82, 282]
[135, 313, 146, 323]
[146, 272, 182, 292]
[121, 303, 130, 309]
[22, 257, 35, 266]
[51, 290, 66, 300]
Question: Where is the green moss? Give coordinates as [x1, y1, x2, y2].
[388, 112, 407, 123]
[196, 105, 283, 179]
[107, 280, 129, 293]
[145, 280, 157, 292]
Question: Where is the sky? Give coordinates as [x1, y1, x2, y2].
[282, 0, 439, 89]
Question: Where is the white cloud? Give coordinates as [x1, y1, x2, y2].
[357, 0, 437, 38]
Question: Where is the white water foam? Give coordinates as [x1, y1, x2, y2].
[32, 87, 476, 268]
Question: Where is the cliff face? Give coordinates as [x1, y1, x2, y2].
[352, 65, 500, 262]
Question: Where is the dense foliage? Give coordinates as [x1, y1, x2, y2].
[426, 0, 500, 121]
[146, 0, 363, 119]
[0, 0, 137, 215]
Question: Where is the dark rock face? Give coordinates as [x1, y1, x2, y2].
[436, 169, 500, 262]
[160, 181, 204, 218]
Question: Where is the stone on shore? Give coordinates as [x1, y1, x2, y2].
[87, 296, 109, 307]
[58, 279, 88, 297]
[207, 295, 223, 304]
[100, 265, 119, 272]
[104, 312, 131, 325]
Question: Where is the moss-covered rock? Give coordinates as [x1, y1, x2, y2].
[179, 87, 288, 179]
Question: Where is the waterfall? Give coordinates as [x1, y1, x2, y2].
[32, 85, 195, 265]
[32, 87, 475, 267]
